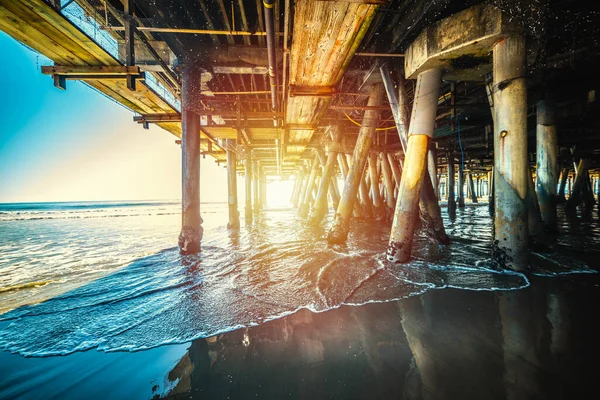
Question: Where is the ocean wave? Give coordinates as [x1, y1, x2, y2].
[0, 207, 596, 357]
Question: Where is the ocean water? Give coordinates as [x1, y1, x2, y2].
[0, 200, 597, 357]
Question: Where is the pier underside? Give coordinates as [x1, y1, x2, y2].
[1, 0, 600, 266]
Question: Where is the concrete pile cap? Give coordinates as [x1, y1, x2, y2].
[404, 3, 523, 81]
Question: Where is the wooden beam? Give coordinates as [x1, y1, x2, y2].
[134, 113, 181, 123]
[289, 85, 336, 97]
[213, 66, 268, 75]
[41, 66, 141, 75]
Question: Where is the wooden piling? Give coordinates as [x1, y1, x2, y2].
[387, 68, 442, 263]
[178, 64, 203, 254]
[327, 83, 384, 244]
[226, 139, 240, 230]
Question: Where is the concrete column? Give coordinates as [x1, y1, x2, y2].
[310, 130, 342, 224]
[253, 161, 260, 213]
[565, 158, 591, 214]
[178, 64, 203, 254]
[380, 152, 396, 218]
[368, 152, 384, 219]
[536, 100, 558, 231]
[387, 68, 441, 262]
[327, 83, 384, 244]
[468, 173, 478, 203]
[492, 34, 529, 271]
[226, 139, 240, 229]
[448, 155, 456, 214]
[299, 155, 320, 218]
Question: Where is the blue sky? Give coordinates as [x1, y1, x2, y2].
[0, 31, 230, 203]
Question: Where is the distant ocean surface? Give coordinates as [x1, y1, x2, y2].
[0, 201, 597, 357]
[0, 201, 226, 313]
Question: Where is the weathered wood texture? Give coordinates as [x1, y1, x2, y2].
[285, 0, 378, 159]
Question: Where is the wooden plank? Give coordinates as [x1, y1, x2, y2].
[16, 0, 117, 65]
[0, 4, 86, 65]
[2, 0, 114, 66]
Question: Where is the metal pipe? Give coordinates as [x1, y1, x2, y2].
[263, 0, 279, 113]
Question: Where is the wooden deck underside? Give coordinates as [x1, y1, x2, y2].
[284, 0, 378, 160]
[0, 0, 380, 166]
[0, 0, 226, 162]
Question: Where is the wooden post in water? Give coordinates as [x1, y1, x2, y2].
[226, 139, 240, 229]
[368, 152, 384, 220]
[536, 100, 558, 231]
[245, 147, 253, 222]
[299, 155, 320, 218]
[469, 173, 478, 203]
[381, 152, 396, 218]
[492, 34, 529, 271]
[327, 83, 384, 244]
[292, 169, 305, 207]
[295, 166, 309, 208]
[387, 68, 442, 262]
[457, 164, 466, 208]
[565, 158, 591, 214]
[178, 64, 203, 254]
[253, 161, 260, 214]
[310, 129, 342, 224]
[381, 64, 448, 244]
[448, 154, 456, 215]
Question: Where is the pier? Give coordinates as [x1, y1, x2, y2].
[1, 0, 599, 270]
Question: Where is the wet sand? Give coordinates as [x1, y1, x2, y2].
[2, 272, 599, 399]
